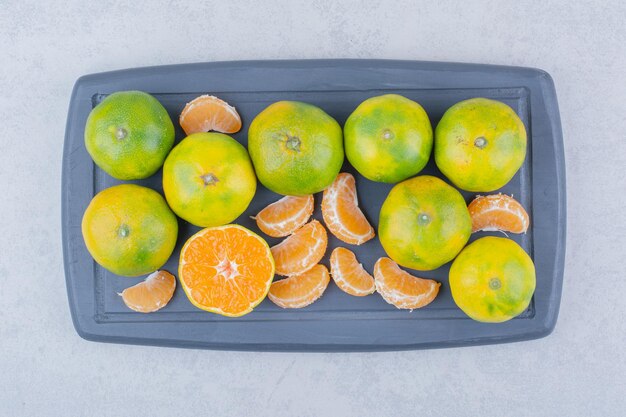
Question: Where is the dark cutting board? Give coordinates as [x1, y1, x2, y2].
[62, 60, 566, 351]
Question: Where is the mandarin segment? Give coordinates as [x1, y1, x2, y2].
[329, 247, 375, 296]
[468, 194, 530, 233]
[268, 264, 330, 308]
[254, 195, 314, 237]
[178, 225, 275, 317]
[322, 173, 375, 245]
[120, 270, 176, 313]
[270, 220, 328, 276]
[179, 95, 242, 135]
[373, 257, 440, 309]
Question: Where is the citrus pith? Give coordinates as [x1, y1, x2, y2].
[321, 173, 375, 245]
[374, 257, 440, 309]
[268, 264, 330, 309]
[179, 95, 242, 135]
[120, 270, 176, 313]
[329, 247, 375, 296]
[254, 195, 314, 238]
[468, 194, 529, 233]
[270, 220, 328, 276]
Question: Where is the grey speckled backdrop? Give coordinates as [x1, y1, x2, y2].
[1, 1, 625, 416]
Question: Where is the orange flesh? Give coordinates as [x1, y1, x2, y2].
[179, 225, 274, 317]
[468, 194, 529, 233]
[179, 95, 242, 135]
[268, 264, 330, 308]
[270, 220, 327, 276]
[120, 270, 176, 313]
[329, 247, 375, 296]
[322, 173, 375, 245]
[255, 195, 314, 237]
[373, 257, 440, 309]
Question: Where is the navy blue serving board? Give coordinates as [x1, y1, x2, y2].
[62, 60, 566, 351]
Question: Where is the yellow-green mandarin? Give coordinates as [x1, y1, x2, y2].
[435, 98, 527, 192]
[449, 236, 536, 323]
[84, 91, 174, 180]
[378, 175, 471, 271]
[162, 133, 256, 227]
[81, 184, 178, 277]
[344, 94, 433, 183]
[248, 101, 343, 196]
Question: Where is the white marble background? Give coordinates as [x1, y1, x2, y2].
[1, 1, 625, 416]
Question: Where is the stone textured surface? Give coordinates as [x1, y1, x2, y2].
[1, 1, 625, 416]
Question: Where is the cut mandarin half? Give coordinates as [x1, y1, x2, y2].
[179, 95, 242, 135]
[268, 264, 330, 308]
[468, 194, 530, 233]
[374, 257, 440, 310]
[329, 247, 375, 296]
[178, 225, 275, 317]
[254, 195, 314, 238]
[120, 270, 176, 313]
[271, 220, 327, 276]
[322, 173, 375, 245]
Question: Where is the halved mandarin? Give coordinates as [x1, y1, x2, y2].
[270, 220, 327, 276]
[268, 264, 330, 308]
[120, 270, 176, 313]
[254, 195, 314, 238]
[374, 257, 440, 309]
[179, 95, 242, 135]
[468, 194, 529, 233]
[321, 173, 375, 245]
[329, 247, 375, 296]
[178, 225, 274, 317]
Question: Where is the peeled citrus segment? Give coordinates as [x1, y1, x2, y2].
[268, 264, 330, 308]
[179, 225, 275, 317]
[468, 194, 529, 233]
[254, 195, 314, 238]
[329, 247, 375, 296]
[179, 95, 242, 135]
[120, 270, 176, 313]
[321, 173, 375, 245]
[270, 220, 327, 276]
[374, 257, 440, 309]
